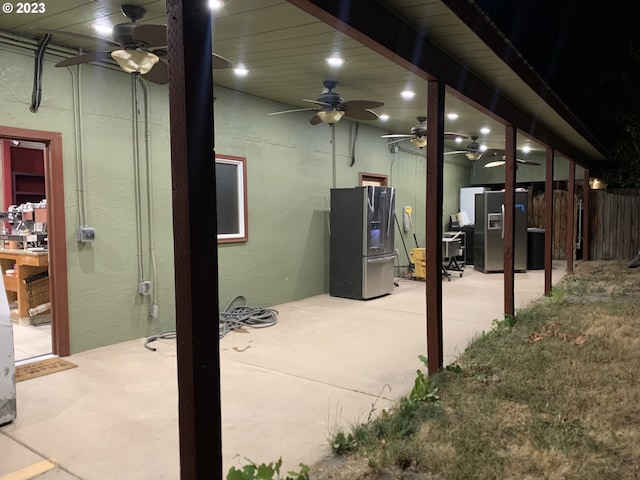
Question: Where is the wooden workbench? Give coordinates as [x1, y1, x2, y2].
[0, 248, 49, 321]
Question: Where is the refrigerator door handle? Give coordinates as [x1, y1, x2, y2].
[367, 253, 397, 263]
[501, 203, 505, 239]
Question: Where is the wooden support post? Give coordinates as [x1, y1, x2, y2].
[544, 148, 554, 296]
[503, 126, 516, 316]
[167, 0, 222, 478]
[567, 160, 575, 274]
[582, 167, 590, 261]
[425, 80, 445, 374]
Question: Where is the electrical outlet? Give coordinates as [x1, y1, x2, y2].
[138, 281, 152, 295]
[77, 226, 96, 242]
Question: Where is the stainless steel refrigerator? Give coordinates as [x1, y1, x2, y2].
[330, 186, 396, 299]
[474, 191, 528, 273]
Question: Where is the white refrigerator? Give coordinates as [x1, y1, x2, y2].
[0, 277, 16, 425]
[459, 186, 488, 224]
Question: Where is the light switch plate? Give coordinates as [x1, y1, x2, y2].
[77, 226, 96, 242]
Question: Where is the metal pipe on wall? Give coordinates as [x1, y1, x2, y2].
[331, 124, 336, 188]
[137, 76, 159, 317]
[67, 63, 88, 229]
[132, 74, 145, 283]
[0, 31, 122, 73]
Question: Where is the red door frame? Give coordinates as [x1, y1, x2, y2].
[0, 126, 70, 356]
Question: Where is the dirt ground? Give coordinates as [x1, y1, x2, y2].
[569, 259, 640, 293]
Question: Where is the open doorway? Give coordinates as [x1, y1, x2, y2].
[0, 126, 70, 361]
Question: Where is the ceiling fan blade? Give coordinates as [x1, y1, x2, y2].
[55, 51, 114, 67]
[387, 137, 414, 146]
[310, 114, 323, 126]
[444, 132, 469, 140]
[484, 158, 540, 167]
[45, 30, 120, 48]
[443, 150, 468, 155]
[340, 99, 384, 110]
[381, 134, 413, 138]
[213, 52, 232, 70]
[131, 24, 167, 48]
[303, 99, 332, 107]
[143, 58, 169, 84]
[343, 108, 379, 121]
[484, 160, 506, 168]
[268, 107, 317, 116]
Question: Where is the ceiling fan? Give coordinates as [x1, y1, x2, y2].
[381, 117, 468, 148]
[444, 135, 487, 160]
[268, 80, 384, 125]
[53, 4, 232, 85]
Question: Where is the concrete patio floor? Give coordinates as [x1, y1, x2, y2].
[0, 262, 567, 479]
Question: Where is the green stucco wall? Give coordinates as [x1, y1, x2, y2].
[1, 42, 471, 353]
[1, 46, 175, 353]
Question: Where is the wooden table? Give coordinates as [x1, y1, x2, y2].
[0, 248, 49, 321]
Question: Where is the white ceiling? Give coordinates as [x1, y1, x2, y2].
[0, 0, 603, 162]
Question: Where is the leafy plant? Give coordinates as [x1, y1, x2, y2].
[487, 314, 518, 338]
[226, 458, 309, 480]
[331, 429, 359, 455]
[445, 363, 463, 374]
[548, 287, 566, 303]
[408, 355, 439, 404]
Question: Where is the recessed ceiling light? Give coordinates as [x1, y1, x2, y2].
[480, 127, 491, 135]
[233, 66, 249, 77]
[209, 0, 225, 9]
[455, 137, 463, 144]
[379, 114, 389, 121]
[401, 90, 415, 100]
[522, 145, 531, 154]
[325, 55, 344, 67]
[479, 144, 487, 152]
[92, 23, 113, 36]
[447, 113, 459, 120]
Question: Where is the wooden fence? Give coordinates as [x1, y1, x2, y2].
[530, 190, 574, 260]
[530, 189, 640, 261]
[589, 190, 640, 260]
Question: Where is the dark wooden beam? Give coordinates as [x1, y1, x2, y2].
[567, 160, 576, 274]
[503, 126, 516, 315]
[426, 80, 445, 374]
[440, 0, 606, 158]
[166, 0, 222, 478]
[583, 168, 590, 261]
[286, 0, 602, 167]
[544, 148, 554, 296]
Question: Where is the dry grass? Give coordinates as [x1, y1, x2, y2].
[311, 260, 640, 480]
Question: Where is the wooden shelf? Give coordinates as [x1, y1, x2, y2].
[2, 273, 16, 292]
[12, 172, 45, 204]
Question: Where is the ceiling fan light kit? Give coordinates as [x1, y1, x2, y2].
[316, 109, 345, 124]
[111, 49, 158, 74]
[410, 137, 427, 148]
[465, 151, 483, 161]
